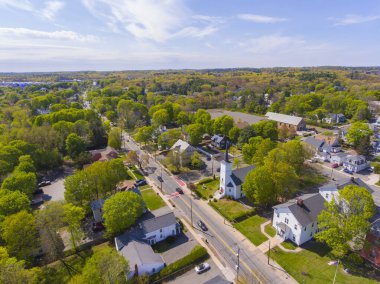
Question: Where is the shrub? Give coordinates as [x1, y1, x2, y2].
[209, 194, 213, 199]
[347, 252, 364, 266]
[198, 177, 214, 185]
[373, 162, 380, 174]
[151, 245, 208, 281]
[167, 165, 180, 174]
[213, 198, 217, 202]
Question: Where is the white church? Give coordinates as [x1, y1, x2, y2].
[217, 146, 255, 199]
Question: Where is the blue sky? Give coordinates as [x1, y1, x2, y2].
[0, 0, 380, 71]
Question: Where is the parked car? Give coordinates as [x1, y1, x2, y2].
[92, 222, 105, 232]
[197, 220, 208, 231]
[34, 188, 44, 195]
[343, 168, 353, 175]
[331, 163, 339, 168]
[157, 176, 164, 183]
[206, 156, 211, 161]
[135, 179, 147, 186]
[38, 180, 51, 187]
[175, 187, 184, 194]
[195, 262, 210, 274]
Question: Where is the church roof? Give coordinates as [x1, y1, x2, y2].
[231, 165, 255, 185]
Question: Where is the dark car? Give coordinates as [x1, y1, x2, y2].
[92, 222, 105, 232]
[197, 220, 208, 231]
[135, 179, 147, 186]
[176, 187, 184, 194]
[157, 176, 164, 183]
[343, 168, 353, 175]
[206, 156, 211, 161]
[34, 188, 44, 195]
[331, 163, 339, 168]
[38, 180, 51, 187]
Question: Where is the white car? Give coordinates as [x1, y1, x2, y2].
[195, 262, 210, 274]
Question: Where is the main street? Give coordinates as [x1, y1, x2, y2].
[123, 133, 295, 284]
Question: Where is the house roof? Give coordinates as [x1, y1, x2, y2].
[170, 139, 194, 153]
[141, 212, 177, 234]
[211, 135, 227, 143]
[204, 275, 232, 284]
[231, 165, 255, 186]
[273, 193, 326, 227]
[345, 154, 366, 162]
[265, 112, 303, 126]
[117, 239, 164, 267]
[304, 137, 324, 149]
[90, 199, 104, 211]
[332, 152, 348, 158]
[319, 177, 373, 194]
[315, 134, 339, 146]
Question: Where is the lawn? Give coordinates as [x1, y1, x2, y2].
[210, 198, 254, 222]
[195, 178, 219, 199]
[130, 165, 145, 180]
[281, 240, 297, 250]
[269, 242, 378, 284]
[298, 167, 327, 191]
[141, 188, 166, 210]
[234, 215, 268, 246]
[264, 223, 276, 237]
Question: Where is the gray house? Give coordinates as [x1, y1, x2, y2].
[211, 134, 228, 149]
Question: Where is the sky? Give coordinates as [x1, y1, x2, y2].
[0, 0, 380, 72]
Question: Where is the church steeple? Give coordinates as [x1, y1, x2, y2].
[225, 140, 230, 163]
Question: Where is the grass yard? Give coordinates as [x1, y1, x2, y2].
[195, 178, 219, 199]
[264, 223, 276, 237]
[210, 198, 255, 222]
[130, 165, 145, 180]
[141, 188, 166, 210]
[234, 215, 268, 246]
[269, 242, 378, 284]
[281, 240, 297, 250]
[298, 167, 327, 191]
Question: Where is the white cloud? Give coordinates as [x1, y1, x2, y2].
[331, 14, 380, 26]
[0, 27, 97, 42]
[0, 0, 65, 21]
[238, 14, 287, 24]
[81, 0, 220, 42]
[0, 0, 33, 11]
[41, 1, 65, 21]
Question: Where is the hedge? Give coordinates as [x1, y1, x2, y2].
[197, 177, 214, 185]
[150, 245, 208, 282]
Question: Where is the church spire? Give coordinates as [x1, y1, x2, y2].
[225, 140, 230, 163]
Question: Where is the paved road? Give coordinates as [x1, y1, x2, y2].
[124, 134, 293, 284]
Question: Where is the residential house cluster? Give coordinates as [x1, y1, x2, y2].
[272, 177, 372, 246]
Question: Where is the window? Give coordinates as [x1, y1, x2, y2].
[326, 193, 329, 199]
[304, 227, 306, 231]
[160, 234, 163, 239]
[292, 235, 295, 241]
[160, 229, 162, 232]
[294, 224, 297, 230]
[310, 232, 313, 237]
[152, 268, 156, 273]
[312, 222, 314, 227]
[229, 189, 231, 192]
[276, 211, 279, 218]
[285, 218, 289, 224]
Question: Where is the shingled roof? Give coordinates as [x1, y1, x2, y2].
[141, 212, 177, 234]
[231, 165, 255, 186]
[273, 193, 326, 227]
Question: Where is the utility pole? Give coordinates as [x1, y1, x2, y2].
[236, 247, 240, 283]
[160, 167, 163, 192]
[268, 240, 270, 265]
[333, 260, 339, 284]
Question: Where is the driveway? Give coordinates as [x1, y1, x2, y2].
[169, 259, 227, 284]
[41, 166, 73, 202]
[161, 230, 198, 265]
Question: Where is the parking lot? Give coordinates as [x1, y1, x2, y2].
[40, 166, 73, 202]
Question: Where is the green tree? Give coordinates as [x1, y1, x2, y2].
[191, 152, 204, 169]
[212, 115, 234, 136]
[157, 129, 182, 149]
[228, 126, 241, 143]
[346, 121, 373, 149]
[103, 191, 144, 237]
[81, 246, 129, 284]
[63, 203, 85, 251]
[242, 167, 277, 207]
[108, 127, 122, 150]
[1, 171, 37, 198]
[134, 126, 154, 145]
[0, 189, 30, 219]
[316, 185, 376, 258]
[0, 247, 40, 283]
[14, 155, 36, 173]
[251, 138, 277, 166]
[176, 111, 190, 126]
[1, 210, 39, 263]
[152, 109, 170, 126]
[253, 120, 278, 141]
[185, 123, 204, 145]
[66, 133, 86, 159]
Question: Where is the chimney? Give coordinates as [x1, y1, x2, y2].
[296, 198, 303, 206]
